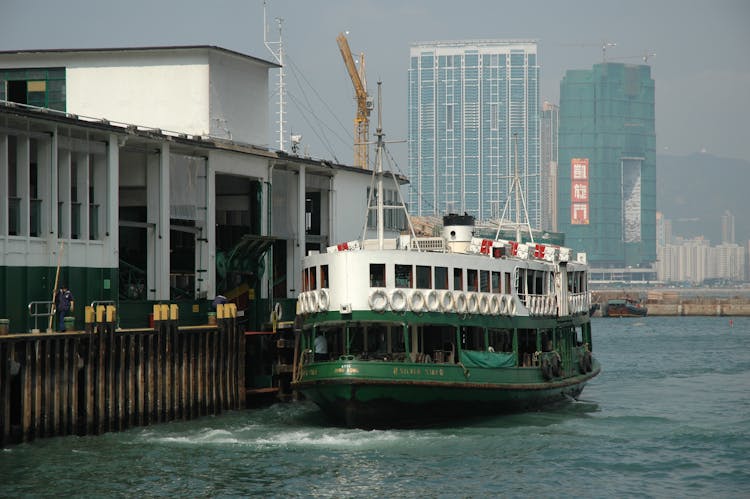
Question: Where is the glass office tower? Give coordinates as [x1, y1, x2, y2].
[408, 40, 540, 226]
[558, 62, 656, 268]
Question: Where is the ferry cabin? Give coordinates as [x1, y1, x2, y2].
[296, 243, 592, 376]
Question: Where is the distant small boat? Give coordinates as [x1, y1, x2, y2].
[605, 298, 647, 317]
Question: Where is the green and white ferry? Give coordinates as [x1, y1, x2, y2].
[291, 94, 599, 428]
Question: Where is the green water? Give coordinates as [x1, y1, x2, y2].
[2, 317, 749, 497]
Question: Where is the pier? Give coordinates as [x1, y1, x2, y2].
[0, 303, 244, 446]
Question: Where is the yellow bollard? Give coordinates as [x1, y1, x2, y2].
[106, 305, 116, 323]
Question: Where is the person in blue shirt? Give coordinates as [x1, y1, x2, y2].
[54, 285, 75, 332]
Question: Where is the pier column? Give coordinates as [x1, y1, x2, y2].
[296, 164, 306, 296]
[147, 143, 171, 300]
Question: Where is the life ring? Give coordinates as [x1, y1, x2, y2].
[307, 290, 319, 312]
[390, 289, 407, 312]
[455, 291, 468, 314]
[508, 296, 517, 315]
[426, 290, 440, 312]
[479, 294, 490, 315]
[317, 289, 329, 311]
[490, 294, 501, 315]
[273, 301, 283, 321]
[297, 294, 306, 314]
[499, 294, 509, 315]
[410, 290, 426, 313]
[467, 293, 479, 314]
[368, 288, 388, 312]
[440, 290, 455, 312]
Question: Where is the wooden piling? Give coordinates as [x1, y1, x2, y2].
[0, 302, 244, 446]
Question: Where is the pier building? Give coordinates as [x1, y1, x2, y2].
[0, 46, 399, 333]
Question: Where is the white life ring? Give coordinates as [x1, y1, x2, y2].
[308, 290, 319, 312]
[455, 291, 468, 314]
[440, 290, 455, 312]
[499, 294, 509, 315]
[426, 290, 440, 312]
[368, 288, 388, 312]
[410, 290, 426, 313]
[317, 289, 330, 311]
[490, 294, 501, 315]
[300, 291, 314, 314]
[467, 292, 479, 315]
[479, 294, 491, 315]
[273, 301, 283, 321]
[390, 289, 407, 312]
[508, 296, 517, 316]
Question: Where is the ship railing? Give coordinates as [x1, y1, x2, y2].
[568, 292, 590, 314]
[522, 293, 557, 316]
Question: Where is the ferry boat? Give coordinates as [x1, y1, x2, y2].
[291, 87, 600, 428]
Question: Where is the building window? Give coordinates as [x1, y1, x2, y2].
[0, 67, 66, 111]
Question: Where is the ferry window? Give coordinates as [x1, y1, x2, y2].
[461, 326, 484, 351]
[309, 267, 317, 290]
[491, 271, 501, 293]
[453, 268, 463, 290]
[303, 269, 309, 292]
[321, 265, 329, 288]
[535, 271, 544, 295]
[526, 269, 534, 295]
[488, 328, 513, 352]
[504, 272, 511, 294]
[480, 270, 490, 292]
[467, 269, 478, 292]
[395, 264, 413, 288]
[435, 266, 449, 290]
[370, 263, 385, 287]
[416, 265, 431, 289]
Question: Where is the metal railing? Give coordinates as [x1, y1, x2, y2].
[28, 301, 54, 331]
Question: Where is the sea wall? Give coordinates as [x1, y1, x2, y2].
[592, 290, 750, 316]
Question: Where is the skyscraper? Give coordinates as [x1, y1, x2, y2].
[558, 62, 656, 269]
[721, 210, 735, 244]
[408, 40, 540, 225]
[540, 101, 559, 231]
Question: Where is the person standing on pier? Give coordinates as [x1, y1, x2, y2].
[54, 285, 74, 331]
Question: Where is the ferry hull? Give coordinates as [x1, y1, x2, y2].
[294, 361, 600, 428]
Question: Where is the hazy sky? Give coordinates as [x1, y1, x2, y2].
[2, 0, 749, 170]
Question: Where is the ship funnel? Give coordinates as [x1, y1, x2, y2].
[442, 213, 475, 253]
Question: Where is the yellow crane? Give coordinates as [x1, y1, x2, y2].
[336, 32, 372, 169]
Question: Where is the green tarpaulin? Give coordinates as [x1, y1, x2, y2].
[460, 350, 516, 368]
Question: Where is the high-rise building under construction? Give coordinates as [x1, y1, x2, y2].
[408, 40, 540, 226]
[558, 62, 656, 269]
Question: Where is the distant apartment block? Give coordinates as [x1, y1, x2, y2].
[408, 40, 540, 225]
[558, 62, 656, 269]
[657, 237, 747, 283]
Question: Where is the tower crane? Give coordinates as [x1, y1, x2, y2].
[336, 32, 373, 169]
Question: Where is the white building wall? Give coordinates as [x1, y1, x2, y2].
[208, 51, 269, 145]
[0, 47, 274, 146]
[66, 53, 209, 136]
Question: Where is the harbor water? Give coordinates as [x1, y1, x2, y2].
[2, 316, 749, 497]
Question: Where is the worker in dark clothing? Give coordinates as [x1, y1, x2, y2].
[54, 285, 75, 332]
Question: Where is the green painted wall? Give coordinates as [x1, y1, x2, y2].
[0, 266, 117, 333]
